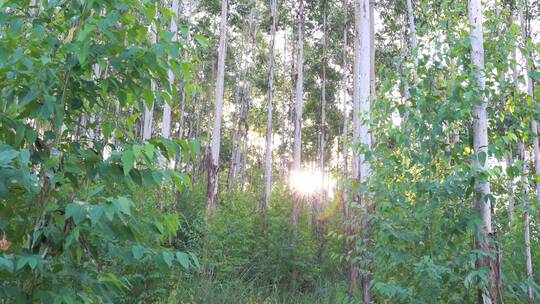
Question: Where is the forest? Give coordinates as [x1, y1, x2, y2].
[1, 0, 540, 303]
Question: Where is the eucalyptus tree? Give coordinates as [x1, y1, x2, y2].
[291, 0, 305, 287]
[518, 1, 536, 300]
[405, 0, 418, 84]
[207, 0, 228, 214]
[351, 0, 372, 300]
[143, 23, 158, 142]
[163, 0, 180, 140]
[264, 0, 278, 210]
[468, 0, 498, 301]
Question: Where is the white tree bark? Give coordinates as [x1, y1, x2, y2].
[519, 4, 536, 301]
[143, 23, 157, 142]
[342, 0, 349, 178]
[162, 0, 180, 139]
[350, 0, 371, 299]
[356, 0, 371, 182]
[290, 0, 305, 288]
[263, 0, 277, 209]
[319, 8, 327, 183]
[292, 0, 305, 174]
[519, 143, 534, 301]
[207, 0, 228, 213]
[468, 0, 497, 301]
[405, 0, 418, 83]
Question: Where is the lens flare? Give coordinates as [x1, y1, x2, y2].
[289, 168, 335, 199]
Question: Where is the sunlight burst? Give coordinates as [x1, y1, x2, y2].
[289, 169, 335, 198]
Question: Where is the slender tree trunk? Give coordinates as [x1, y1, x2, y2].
[519, 143, 534, 301]
[279, 31, 290, 179]
[342, 0, 350, 182]
[506, 153, 514, 226]
[163, 0, 179, 140]
[314, 0, 328, 263]
[350, 0, 361, 296]
[206, 0, 228, 217]
[369, 0, 375, 99]
[228, 89, 242, 189]
[264, 0, 277, 210]
[405, 0, 418, 84]
[143, 23, 157, 142]
[468, 1, 498, 302]
[319, 5, 327, 187]
[290, 0, 305, 288]
[519, 3, 536, 301]
[351, 0, 372, 300]
[229, 8, 253, 190]
[341, 0, 351, 275]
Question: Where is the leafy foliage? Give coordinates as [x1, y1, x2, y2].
[0, 0, 201, 302]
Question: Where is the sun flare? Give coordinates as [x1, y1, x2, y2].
[289, 169, 335, 198]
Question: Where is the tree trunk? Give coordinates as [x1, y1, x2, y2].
[519, 3, 536, 301]
[319, 4, 327, 188]
[206, 0, 228, 217]
[468, 0, 498, 302]
[314, 0, 328, 264]
[162, 0, 179, 140]
[369, 0, 376, 99]
[264, 0, 277, 210]
[405, 0, 418, 84]
[351, 0, 372, 301]
[519, 143, 534, 301]
[341, 0, 351, 276]
[143, 23, 157, 142]
[290, 0, 305, 288]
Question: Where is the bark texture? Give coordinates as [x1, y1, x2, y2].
[207, 0, 228, 215]
[468, 0, 498, 302]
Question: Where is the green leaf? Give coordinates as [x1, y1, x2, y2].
[77, 41, 91, 66]
[132, 245, 145, 260]
[113, 197, 132, 215]
[122, 151, 135, 175]
[133, 144, 143, 159]
[0, 149, 17, 165]
[478, 151, 487, 167]
[195, 34, 208, 47]
[529, 70, 540, 81]
[144, 144, 155, 160]
[65, 203, 86, 225]
[143, 89, 154, 109]
[176, 252, 190, 269]
[162, 252, 173, 267]
[189, 252, 200, 269]
[16, 256, 28, 271]
[89, 205, 104, 225]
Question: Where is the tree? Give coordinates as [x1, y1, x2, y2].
[143, 24, 157, 142]
[518, 1, 536, 300]
[207, 0, 228, 215]
[467, 0, 498, 302]
[291, 0, 305, 287]
[351, 0, 372, 300]
[264, 0, 278, 210]
[163, 0, 180, 140]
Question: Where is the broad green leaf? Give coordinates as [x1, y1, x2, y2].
[65, 203, 86, 225]
[89, 205, 104, 225]
[114, 197, 132, 215]
[478, 151, 487, 167]
[132, 245, 145, 260]
[0, 149, 17, 165]
[122, 151, 135, 175]
[162, 252, 173, 267]
[176, 252, 190, 269]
